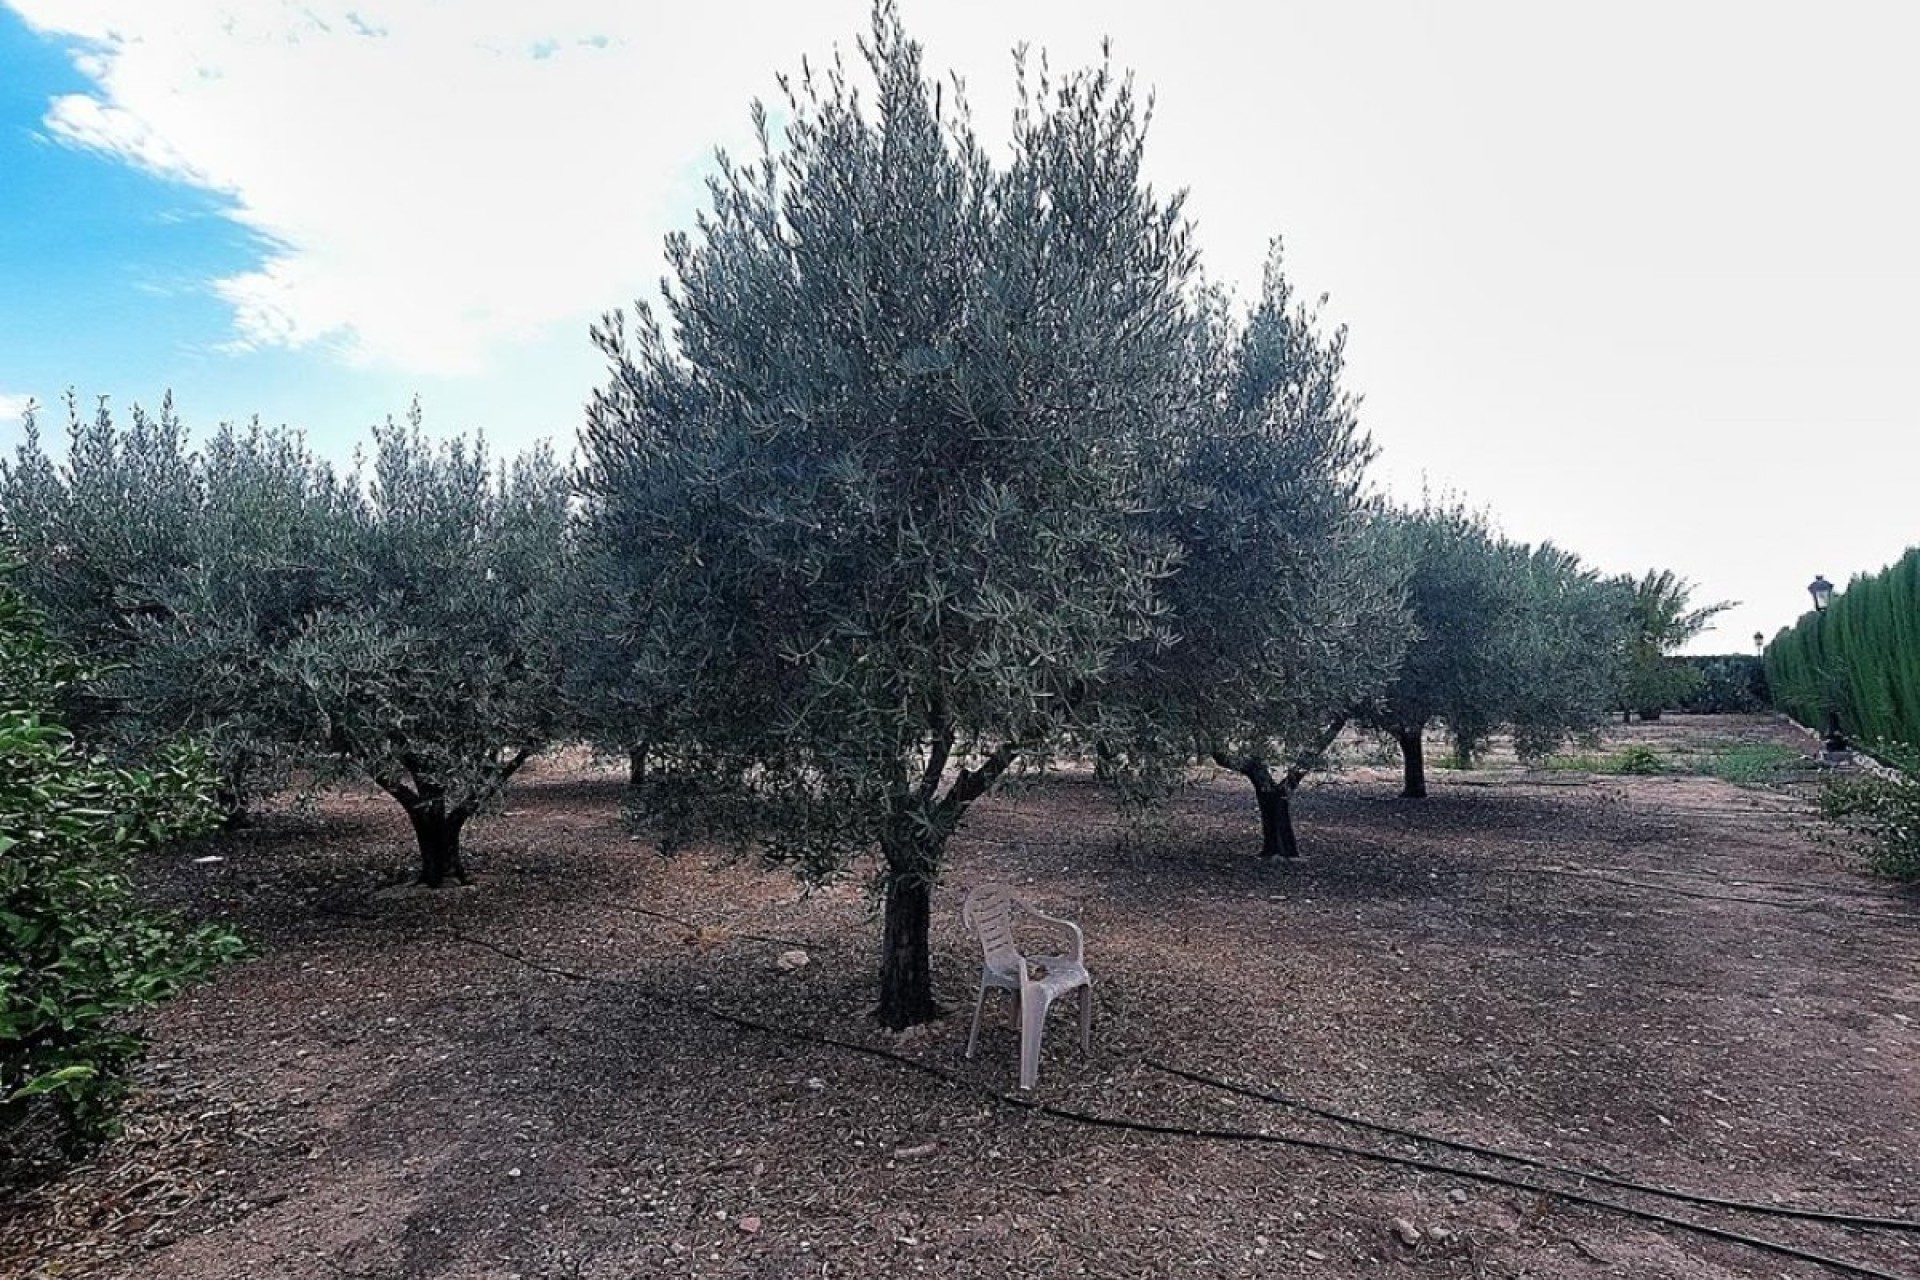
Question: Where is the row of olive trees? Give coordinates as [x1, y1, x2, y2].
[0, 5, 1703, 1029]
[1, 398, 571, 888]
[564, 9, 1646, 1024]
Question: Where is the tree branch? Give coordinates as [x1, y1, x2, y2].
[934, 739, 1018, 827]
[1283, 715, 1348, 792]
[915, 688, 954, 804]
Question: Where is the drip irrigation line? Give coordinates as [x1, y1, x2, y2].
[1145, 1060, 1920, 1234]
[443, 928, 1915, 1280]
[608, 900, 817, 951]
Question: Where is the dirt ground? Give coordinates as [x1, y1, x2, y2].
[4, 713, 1918, 1279]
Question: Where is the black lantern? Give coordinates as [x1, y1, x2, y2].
[1806, 575, 1849, 754]
[1752, 631, 1764, 654]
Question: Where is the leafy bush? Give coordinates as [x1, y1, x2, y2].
[1674, 655, 1770, 713]
[1, 571, 243, 1147]
[1537, 744, 1667, 775]
[1691, 742, 1803, 787]
[1821, 742, 1920, 881]
[1610, 744, 1667, 775]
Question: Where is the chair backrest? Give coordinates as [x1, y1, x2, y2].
[962, 883, 1023, 973]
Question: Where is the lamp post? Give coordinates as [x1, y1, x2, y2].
[1752, 631, 1764, 655]
[1807, 575, 1849, 755]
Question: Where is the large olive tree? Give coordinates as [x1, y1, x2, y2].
[577, 7, 1200, 1027]
[1094, 251, 1407, 859]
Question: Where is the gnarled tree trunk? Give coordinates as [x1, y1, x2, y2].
[405, 801, 472, 887]
[1397, 729, 1427, 799]
[1224, 759, 1299, 860]
[877, 854, 938, 1030]
[627, 742, 649, 788]
[872, 736, 1019, 1029]
[1212, 719, 1347, 861]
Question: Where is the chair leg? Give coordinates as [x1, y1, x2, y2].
[1079, 983, 1092, 1053]
[966, 982, 987, 1060]
[1019, 991, 1048, 1091]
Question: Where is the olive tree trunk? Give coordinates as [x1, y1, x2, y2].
[876, 849, 939, 1030]
[877, 802, 943, 1029]
[871, 738, 1019, 1029]
[405, 802, 472, 887]
[1397, 729, 1428, 799]
[1219, 758, 1299, 859]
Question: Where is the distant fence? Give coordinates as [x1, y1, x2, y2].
[1765, 547, 1920, 747]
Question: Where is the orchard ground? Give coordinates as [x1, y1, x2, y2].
[5, 714, 1918, 1279]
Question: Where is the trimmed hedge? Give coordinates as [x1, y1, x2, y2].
[1765, 548, 1920, 748]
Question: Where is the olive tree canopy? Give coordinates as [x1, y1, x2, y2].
[1, 400, 570, 886]
[1092, 251, 1407, 858]
[1358, 502, 1625, 797]
[577, 7, 1201, 1027]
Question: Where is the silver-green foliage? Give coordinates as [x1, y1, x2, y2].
[1360, 502, 1625, 771]
[1092, 249, 1407, 836]
[0, 399, 571, 882]
[284, 416, 572, 882]
[577, 8, 1199, 1023]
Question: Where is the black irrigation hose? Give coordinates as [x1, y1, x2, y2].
[1145, 1060, 1920, 1234]
[444, 929, 1917, 1280]
[607, 899, 818, 952]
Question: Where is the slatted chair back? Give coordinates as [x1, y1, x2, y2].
[963, 883, 1022, 977]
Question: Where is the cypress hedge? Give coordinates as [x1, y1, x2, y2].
[1765, 548, 1920, 747]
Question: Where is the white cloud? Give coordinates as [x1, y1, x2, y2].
[0, 392, 41, 424]
[10, 0, 1291, 378]
[8, 0, 1918, 655]
[10, 0, 880, 375]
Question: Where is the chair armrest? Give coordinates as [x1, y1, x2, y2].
[1020, 904, 1085, 963]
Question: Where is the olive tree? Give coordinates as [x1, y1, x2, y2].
[2, 399, 570, 885]
[0, 395, 201, 728]
[578, 8, 1199, 1027]
[1358, 503, 1623, 797]
[280, 417, 572, 886]
[1095, 252, 1407, 858]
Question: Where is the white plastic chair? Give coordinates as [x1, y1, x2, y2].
[962, 883, 1092, 1090]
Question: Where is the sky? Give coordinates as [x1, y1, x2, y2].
[0, 0, 1915, 654]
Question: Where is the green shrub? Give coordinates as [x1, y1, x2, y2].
[1610, 744, 1667, 775]
[1, 570, 243, 1147]
[1692, 742, 1803, 788]
[1537, 745, 1666, 775]
[1767, 549, 1920, 747]
[1821, 742, 1920, 881]
[1674, 655, 1770, 713]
